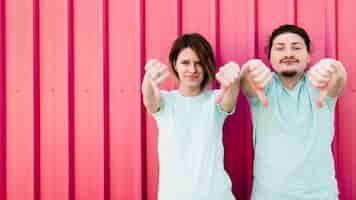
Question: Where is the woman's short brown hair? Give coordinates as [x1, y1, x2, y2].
[169, 33, 216, 90]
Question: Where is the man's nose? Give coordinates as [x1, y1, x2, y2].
[286, 48, 294, 57]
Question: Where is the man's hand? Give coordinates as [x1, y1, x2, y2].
[241, 59, 272, 107]
[308, 58, 347, 108]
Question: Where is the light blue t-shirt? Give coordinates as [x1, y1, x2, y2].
[153, 90, 235, 200]
[249, 73, 339, 200]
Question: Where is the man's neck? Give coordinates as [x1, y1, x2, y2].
[278, 72, 304, 91]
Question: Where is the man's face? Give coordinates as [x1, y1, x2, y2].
[269, 32, 310, 78]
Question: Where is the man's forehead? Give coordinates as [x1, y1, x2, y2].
[273, 41, 304, 45]
[273, 33, 305, 44]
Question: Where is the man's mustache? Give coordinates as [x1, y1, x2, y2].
[280, 57, 299, 63]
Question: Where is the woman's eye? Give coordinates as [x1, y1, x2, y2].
[181, 61, 190, 65]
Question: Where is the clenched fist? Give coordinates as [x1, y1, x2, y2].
[241, 59, 272, 107]
[215, 61, 240, 104]
[308, 58, 346, 108]
[144, 59, 170, 102]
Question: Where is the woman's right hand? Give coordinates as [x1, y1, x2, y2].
[144, 59, 170, 102]
[142, 59, 170, 113]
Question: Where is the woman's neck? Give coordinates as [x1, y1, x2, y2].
[178, 86, 202, 96]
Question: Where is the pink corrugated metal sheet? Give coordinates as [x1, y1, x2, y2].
[0, 0, 354, 200]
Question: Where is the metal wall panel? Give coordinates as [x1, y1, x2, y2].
[0, 0, 354, 199]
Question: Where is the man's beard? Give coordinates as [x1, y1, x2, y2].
[281, 70, 298, 78]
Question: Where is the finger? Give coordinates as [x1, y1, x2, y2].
[215, 88, 227, 104]
[241, 61, 257, 77]
[319, 59, 337, 73]
[308, 72, 318, 87]
[222, 65, 239, 81]
[228, 61, 241, 75]
[256, 89, 269, 107]
[216, 72, 231, 88]
[153, 71, 170, 86]
[149, 63, 162, 79]
[310, 75, 327, 88]
[145, 59, 159, 71]
[323, 64, 336, 74]
[240, 63, 250, 77]
[317, 87, 328, 108]
[317, 67, 332, 79]
[312, 70, 330, 84]
[228, 63, 240, 79]
[250, 65, 265, 78]
[253, 70, 270, 86]
[158, 63, 169, 72]
[151, 64, 169, 80]
[258, 72, 273, 89]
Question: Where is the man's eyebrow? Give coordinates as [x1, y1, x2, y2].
[273, 42, 303, 45]
[273, 42, 285, 46]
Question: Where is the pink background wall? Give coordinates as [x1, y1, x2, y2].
[0, 0, 355, 199]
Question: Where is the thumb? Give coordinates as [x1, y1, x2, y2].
[215, 87, 227, 104]
[246, 77, 269, 107]
[317, 87, 328, 108]
[240, 63, 250, 77]
[256, 89, 269, 107]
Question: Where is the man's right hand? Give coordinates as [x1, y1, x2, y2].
[241, 59, 272, 107]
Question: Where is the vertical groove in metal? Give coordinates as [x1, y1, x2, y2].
[254, 0, 259, 58]
[215, 0, 221, 66]
[103, 0, 110, 199]
[33, 0, 41, 198]
[212, 0, 221, 91]
[67, 0, 75, 199]
[140, 0, 147, 199]
[0, 0, 6, 199]
[294, 0, 298, 25]
[177, 0, 182, 36]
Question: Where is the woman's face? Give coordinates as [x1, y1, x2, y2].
[174, 48, 205, 91]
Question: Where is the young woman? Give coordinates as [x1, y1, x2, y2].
[141, 33, 240, 200]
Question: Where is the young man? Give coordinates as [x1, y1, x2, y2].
[241, 24, 347, 200]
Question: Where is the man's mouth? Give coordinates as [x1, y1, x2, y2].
[280, 59, 299, 64]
